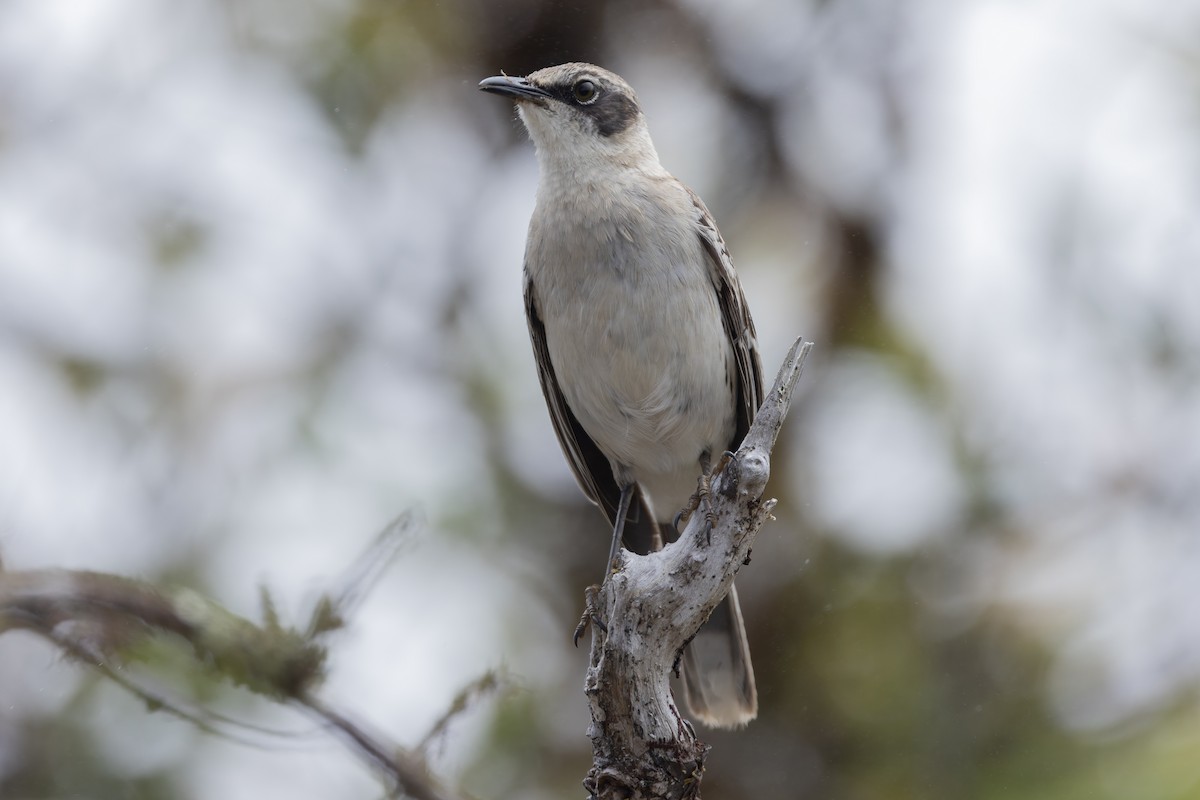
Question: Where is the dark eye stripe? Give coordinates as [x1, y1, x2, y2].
[547, 79, 640, 137]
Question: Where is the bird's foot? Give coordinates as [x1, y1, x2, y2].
[698, 450, 733, 543]
[674, 450, 736, 539]
[676, 477, 715, 543]
[572, 584, 607, 647]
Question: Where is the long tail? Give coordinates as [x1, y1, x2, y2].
[680, 582, 757, 728]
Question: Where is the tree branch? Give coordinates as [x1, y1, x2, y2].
[0, 512, 474, 800]
[583, 338, 813, 800]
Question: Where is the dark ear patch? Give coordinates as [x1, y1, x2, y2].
[587, 91, 640, 137]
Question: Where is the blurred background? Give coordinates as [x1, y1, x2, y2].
[2, 0, 1199, 797]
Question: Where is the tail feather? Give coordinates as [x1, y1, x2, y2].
[680, 582, 757, 728]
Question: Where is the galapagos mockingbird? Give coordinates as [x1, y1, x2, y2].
[480, 63, 762, 728]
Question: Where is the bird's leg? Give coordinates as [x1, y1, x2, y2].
[677, 450, 726, 544]
[606, 482, 635, 576]
[574, 483, 634, 646]
[697, 451, 716, 542]
[673, 454, 705, 533]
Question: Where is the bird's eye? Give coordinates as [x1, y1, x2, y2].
[573, 79, 598, 104]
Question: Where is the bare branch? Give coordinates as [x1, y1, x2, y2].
[582, 338, 813, 799]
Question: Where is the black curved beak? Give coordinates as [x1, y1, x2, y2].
[478, 74, 552, 103]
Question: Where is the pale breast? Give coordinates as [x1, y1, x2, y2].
[527, 180, 737, 489]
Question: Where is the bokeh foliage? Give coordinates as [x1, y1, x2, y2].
[2, 0, 1199, 798]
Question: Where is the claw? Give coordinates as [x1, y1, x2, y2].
[572, 608, 590, 646]
[573, 584, 606, 646]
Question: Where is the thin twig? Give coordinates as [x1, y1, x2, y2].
[299, 694, 469, 800]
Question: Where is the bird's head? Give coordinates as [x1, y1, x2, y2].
[479, 63, 661, 173]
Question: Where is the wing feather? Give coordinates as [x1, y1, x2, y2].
[685, 186, 764, 443]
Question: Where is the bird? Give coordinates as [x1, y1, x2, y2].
[479, 63, 762, 728]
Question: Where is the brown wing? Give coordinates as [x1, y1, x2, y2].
[686, 186, 764, 444]
[523, 269, 660, 553]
